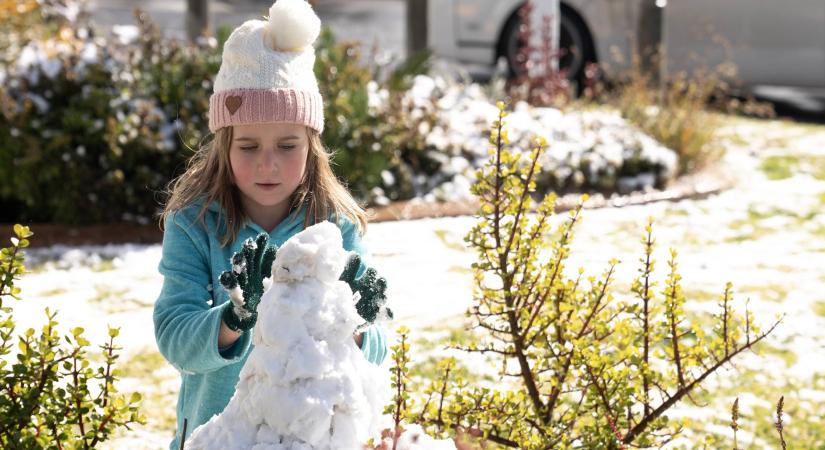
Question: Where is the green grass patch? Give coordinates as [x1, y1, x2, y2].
[119, 348, 178, 434]
[447, 265, 473, 274]
[738, 283, 790, 303]
[758, 338, 799, 367]
[121, 348, 168, 379]
[810, 224, 825, 237]
[686, 367, 825, 449]
[813, 301, 825, 318]
[92, 259, 117, 272]
[40, 287, 68, 297]
[92, 285, 130, 303]
[683, 288, 720, 303]
[725, 133, 749, 147]
[754, 262, 797, 273]
[91, 285, 153, 313]
[410, 319, 495, 387]
[725, 225, 773, 243]
[761, 155, 797, 180]
[726, 205, 818, 242]
[417, 319, 477, 351]
[760, 154, 825, 181]
[433, 229, 468, 252]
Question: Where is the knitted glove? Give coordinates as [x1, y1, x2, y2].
[339, 253, 393, 330]
[220, 233, 278, 332]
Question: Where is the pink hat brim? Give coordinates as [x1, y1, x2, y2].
[209, 88, 324, 133]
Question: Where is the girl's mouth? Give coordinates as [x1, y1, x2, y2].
[255, 183, 280, 191]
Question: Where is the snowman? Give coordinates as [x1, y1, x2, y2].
[185, 221, 392, 450]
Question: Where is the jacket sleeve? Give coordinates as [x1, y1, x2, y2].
[339, 217, 389, 366]
[359, 324, 388, 365]
[153, 211, 252, 374]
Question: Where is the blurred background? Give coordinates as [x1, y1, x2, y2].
[91, 0, 825, 113]
[90, 0, 407, 62]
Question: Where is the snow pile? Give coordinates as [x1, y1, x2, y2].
[186, 222, 387, 450]
[367, 74, 678, 203]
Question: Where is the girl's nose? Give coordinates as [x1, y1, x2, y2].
[258, 149, 278, 172]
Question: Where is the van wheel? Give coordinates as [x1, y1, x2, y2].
[500, 4, 595, 89]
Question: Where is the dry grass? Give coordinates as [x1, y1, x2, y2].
[608, 65, 724, 175]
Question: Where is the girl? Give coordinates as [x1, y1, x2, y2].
[152, 1, 388, 448]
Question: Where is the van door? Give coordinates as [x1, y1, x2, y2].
[454, 0, 520, 45]
[664, 0, 825, 88]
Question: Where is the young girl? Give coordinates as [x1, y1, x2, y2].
[152, 1, 387, 448]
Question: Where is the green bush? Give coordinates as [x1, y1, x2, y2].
[0, 224, 144, 447]
[383, 103, 780, 448]
[0, 5, 222, 224]
[315, 27, 436, 203]
[0, 1, 437, 224]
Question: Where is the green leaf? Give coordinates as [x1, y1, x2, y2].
[13, 224, 33, 239]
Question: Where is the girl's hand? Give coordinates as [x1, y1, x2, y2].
[339, 253, 393, 328]
[220, 233, 278, 332]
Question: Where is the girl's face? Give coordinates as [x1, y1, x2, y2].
[229, 122, 309, 227]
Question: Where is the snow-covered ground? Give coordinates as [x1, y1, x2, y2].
[9, 114, 825, 448]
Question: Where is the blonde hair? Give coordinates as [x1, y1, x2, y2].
[158, 126, 368, 247]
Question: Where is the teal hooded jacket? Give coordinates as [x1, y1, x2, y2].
[153, 199, 387, 449]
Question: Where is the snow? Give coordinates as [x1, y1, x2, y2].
[112, 25, 140, 45]
[185, 222, 388, 450]
[385, 74, 679, 202]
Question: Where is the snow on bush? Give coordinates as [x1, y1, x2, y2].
[372, 74, 679, 202]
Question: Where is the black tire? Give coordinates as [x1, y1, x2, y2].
[498, 3, 596, 88]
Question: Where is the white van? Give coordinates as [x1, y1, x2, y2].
[428, 0, 825, 108]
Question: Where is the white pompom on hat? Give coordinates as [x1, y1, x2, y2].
[265, 0, 321, 52]
[208, 0, 324, 133]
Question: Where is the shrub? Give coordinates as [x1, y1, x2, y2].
[503, 1, 573, 109]
[388, 103, 780, 448]
[602, 50, 773, 176]
[0, 1, 436, 223]
[0, 4, 222, 224]
[315, 27, 436, 204]
[610, 65, 723, 175]
[0, 224, 144, 447]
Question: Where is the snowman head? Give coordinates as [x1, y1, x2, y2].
[270, 221, 348, 284]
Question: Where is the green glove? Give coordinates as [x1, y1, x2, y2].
[339, 253, 393, 329]
[220, 232, 278, 332]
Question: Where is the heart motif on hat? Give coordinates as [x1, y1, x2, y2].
[225, 96, 243, 115]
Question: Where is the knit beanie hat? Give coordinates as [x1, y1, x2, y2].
[208, 0, 324, 133]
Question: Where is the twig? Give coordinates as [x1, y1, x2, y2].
[731, 397, 739, 450]
[775, 396, 786, 450]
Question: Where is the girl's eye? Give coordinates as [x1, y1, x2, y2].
[280, 146, 296, 151]
[240, 146, 257, 151]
